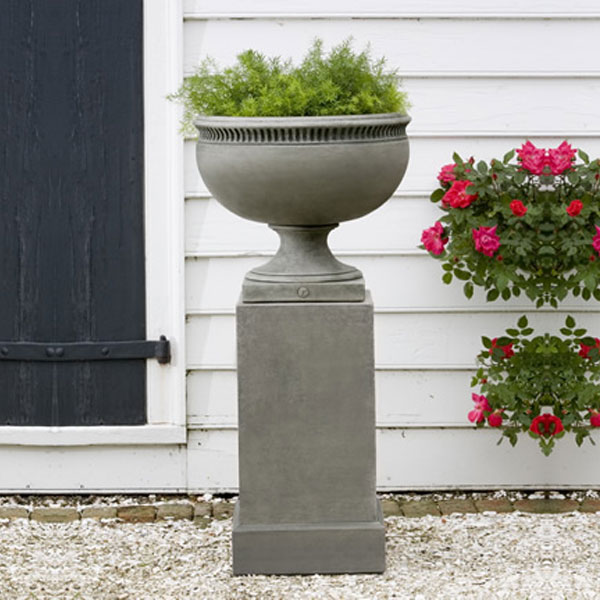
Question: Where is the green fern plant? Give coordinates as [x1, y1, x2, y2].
[170, 39, 409, 134]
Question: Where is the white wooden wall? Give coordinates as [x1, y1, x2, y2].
[183, 0, 600, 491]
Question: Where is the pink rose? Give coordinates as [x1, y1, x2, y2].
[579, 338, 600, 359]
[489, 338, 514, 359]
[509, 199, 527, 217]
[516, 141, 547, 175]
[472, 225, 501, 257]
[468, 393, 491, 424]
[590, 410, 600, 428]
[421, 222, 448, 255]
[442, 180, 478, 209]
[566, 199, 583, 217]
[548, 141, 576, 175]
[487, 410, 504, 428]
[530, 413, 564, 437]
[592, 226, 600, 255]
[437, 163, 457, 184]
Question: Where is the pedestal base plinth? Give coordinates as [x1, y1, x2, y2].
[235, 294, 383, 575]
[232, 501, 385, 575]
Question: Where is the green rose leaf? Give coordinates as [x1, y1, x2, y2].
[454, 269, 471, 281]
[578, 149, 590, 163]
[584, 274, 596, 291]
[503, 149, 515, 164]
[431, 188, 445, 203]
[486, 289, 500, 302]
[452, 152, 464, 165]
[495, 274, 510, 291]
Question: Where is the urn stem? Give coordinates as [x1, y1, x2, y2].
[242, 224, 365, 302]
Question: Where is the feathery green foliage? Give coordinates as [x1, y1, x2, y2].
[170, 39, 408, 133]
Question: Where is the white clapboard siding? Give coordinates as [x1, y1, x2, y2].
[187, 428, 600, 492]
[184, 255, 595, 312]
[184, 137, 600, 196]
[182, 8, 600, 491]
[184, 0, 600, 17]
[188, 369, 481, 428]
[185, 312, 600, 369]
[183, 19, 600, 75]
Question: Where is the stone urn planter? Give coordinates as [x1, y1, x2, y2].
[195, 112, 410, 302]
[195, 111, 410, 576]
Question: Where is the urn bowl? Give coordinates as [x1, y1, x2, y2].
[195, 113, 410, 226]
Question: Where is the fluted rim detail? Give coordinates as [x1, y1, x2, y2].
[195, 113, 410, 145]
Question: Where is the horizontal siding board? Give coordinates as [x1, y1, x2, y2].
[379, 429, 600, 490]
[185, 312, 600, 368]
[183, 19, 600, 75]
[184, 137, 600, 197]
[184, 1, 600, 17]
[188, 369, 479, 427]
[184, 255, 595, 312]
[187, 428, 600, 492]
[185, 196, 437, 255]
[406, 78, 600, 133]
[0, 446, 186, 492]
[187, 428, 239, 491]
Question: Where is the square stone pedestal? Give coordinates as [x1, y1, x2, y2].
[234, 293, 385, 575]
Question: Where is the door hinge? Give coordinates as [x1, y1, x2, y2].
[0, 335, 171, 364]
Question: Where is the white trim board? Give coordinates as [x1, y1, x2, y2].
[143, 0, 186, 432]
[0, 426, 186, 446]
[182, 0, 600, 17]
[0, 445, 187, 493]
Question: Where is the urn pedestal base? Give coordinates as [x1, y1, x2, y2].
[232, 501, 385, 575]
[242, 225, 366, 303]
[234, 294, 384, 575]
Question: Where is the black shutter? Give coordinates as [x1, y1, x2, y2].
[0, 0, 151, 425]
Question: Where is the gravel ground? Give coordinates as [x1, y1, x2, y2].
[1, 512, 598, 599]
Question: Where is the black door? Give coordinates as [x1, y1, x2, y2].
[0, 0, 149, 425]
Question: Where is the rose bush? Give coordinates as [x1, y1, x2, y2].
[422, 142, 600, 306]
[470, 315, 600, 455]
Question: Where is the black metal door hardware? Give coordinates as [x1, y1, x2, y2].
[0, 336, 170, 365]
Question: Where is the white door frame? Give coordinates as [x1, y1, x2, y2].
[0, 0, 186, 446]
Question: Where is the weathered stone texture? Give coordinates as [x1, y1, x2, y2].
[438, 499, 478, 515]
[157, 503, 193, 521]
[117, 505, 156, 523]
[31, 508, 79, 523]
[401, 500, 441, 517]
[81, 506, 118, 520]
